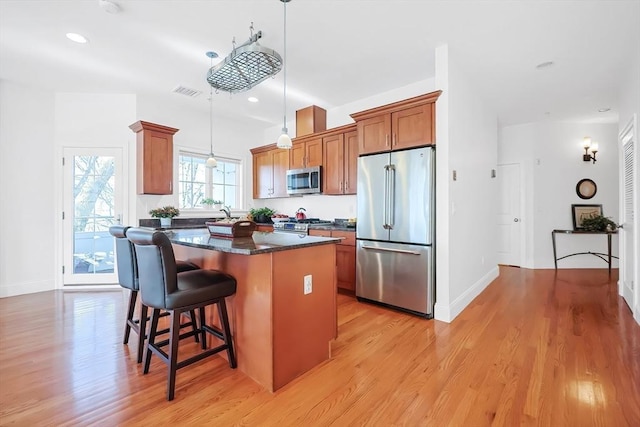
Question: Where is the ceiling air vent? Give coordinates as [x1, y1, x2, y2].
[172, 85, 202, 98]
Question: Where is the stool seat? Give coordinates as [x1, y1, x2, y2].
[165, 269, 236, 308]
[126, 227, 237, 401]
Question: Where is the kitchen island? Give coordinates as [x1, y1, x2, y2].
[168, 229, 340, 392]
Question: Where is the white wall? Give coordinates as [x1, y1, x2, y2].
[434, 45, 500, 322]
[0, 81, 56, 297]
[499, 122, 619, 269]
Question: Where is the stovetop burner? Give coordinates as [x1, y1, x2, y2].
[293, 218, 333, 224]
[272, 218, 333, 235]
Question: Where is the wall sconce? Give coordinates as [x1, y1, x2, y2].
[582, 136, 598, 163]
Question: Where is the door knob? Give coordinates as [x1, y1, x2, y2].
[514, 218, 519, 222]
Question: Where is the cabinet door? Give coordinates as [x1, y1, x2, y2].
[130, 121, 177, 195]
[392, 103, 433, 150]
[271, 149, 290, 197]
[357, 114, 391, 155]
[322, 134, 344, 195]
[289, 142, 306, 169]
[343, 130, 358, 195]
[336, 245, 356, 291]
[256, 225, 274, 232]
[308, 229, 332, 237]
[305, 137, 323, 167]
[140, 130, 173, 194]
[253, 151, 273, 199]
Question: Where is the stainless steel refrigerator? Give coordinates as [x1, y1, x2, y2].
[356, 146, 435, 317]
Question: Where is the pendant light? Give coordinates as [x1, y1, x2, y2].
[276, 0, 293, 149]
[206, 51, 218, 168]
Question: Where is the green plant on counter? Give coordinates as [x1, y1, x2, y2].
[149, 206, 180, 218]
[249, 207, 276, 222]
[581, 214, 619, 232]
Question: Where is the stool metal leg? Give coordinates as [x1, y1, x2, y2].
[198, 307, 207, 349]
[188, 309, 200, 344]
[137, 304, 148, 364]
[218, 299, 236, 369]
[167, 310, 182, 401]
[123, 290, 138, 344]
[143, 308, 161, 374]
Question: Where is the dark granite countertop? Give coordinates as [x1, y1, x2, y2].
[166, 228, 340, 255]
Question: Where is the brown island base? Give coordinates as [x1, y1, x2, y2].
[168, 229, 340, 392]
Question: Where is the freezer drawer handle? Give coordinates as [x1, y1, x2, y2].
[361, 245, 421, 255]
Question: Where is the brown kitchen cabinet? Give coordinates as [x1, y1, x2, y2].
[129, 120, 178, 195]
[290, 136, 323, 169]
[309, 229, 355, 292]
[251, 144, 289, 199]
[322, 125, 358, 195]
[351, 91, 442, 155]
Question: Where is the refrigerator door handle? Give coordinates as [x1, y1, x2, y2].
[388, 164, 396, 229]
[361, 244, 422, 255]
[383, 165, 390, 229]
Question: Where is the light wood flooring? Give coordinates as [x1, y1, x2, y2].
[1, 267, 639, 426]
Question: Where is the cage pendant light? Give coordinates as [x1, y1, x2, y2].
[206, 51, 218, 168]
[277, 0, 293, 149]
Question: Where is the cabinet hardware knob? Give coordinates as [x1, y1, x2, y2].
[385, 134, 389, 146]
[393, 133, 397, 146]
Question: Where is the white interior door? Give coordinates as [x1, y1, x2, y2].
[497, 163, 521, 266]
[62, 148, 123, 285]
[619, 116, 636, 315]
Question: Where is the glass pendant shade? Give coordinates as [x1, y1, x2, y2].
[277, 128, 292, 149]
[206, 154, 217, 168]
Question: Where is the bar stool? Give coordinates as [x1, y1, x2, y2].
[126, 227, 237, 401]
[109, 225, 201, 363]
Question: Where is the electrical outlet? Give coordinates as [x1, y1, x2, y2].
[304, 275, 312, 295]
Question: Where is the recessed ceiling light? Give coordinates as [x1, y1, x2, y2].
[535, 61, 554, 70]
[66, 33, 88, 43]
[248, 97, 259, 103]
[598, 107, 611, 113]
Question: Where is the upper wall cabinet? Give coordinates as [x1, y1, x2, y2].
[129, 120, 178, 195]
[290, 136, 323, 169]
[322, 125, 358, 195]
[350, 91, 442, 155]
[251, 144, 290, 199]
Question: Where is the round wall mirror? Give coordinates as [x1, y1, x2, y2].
[576, 178, 597, 199]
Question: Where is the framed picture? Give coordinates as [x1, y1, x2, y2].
[571, 204, 603, 230]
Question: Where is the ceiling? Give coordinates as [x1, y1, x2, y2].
[1, 0, 638, 129]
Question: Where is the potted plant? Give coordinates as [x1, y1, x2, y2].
[249, 207, 276, 224]
[149, 206, 180, 228]
[201, 198, 223, 210]
[580, 214, 619, 232]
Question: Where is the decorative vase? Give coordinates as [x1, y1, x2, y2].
[160, 217, 172, 228]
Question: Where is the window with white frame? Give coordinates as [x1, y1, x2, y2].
[178, 152, 242, 209]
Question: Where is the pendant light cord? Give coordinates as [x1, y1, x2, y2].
[209, 85, 213, 155]
[282, 0, 287, 133]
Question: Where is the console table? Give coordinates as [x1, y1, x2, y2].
[551, 229, 618, 274]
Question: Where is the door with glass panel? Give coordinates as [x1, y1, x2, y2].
[62, 148, 123, 285]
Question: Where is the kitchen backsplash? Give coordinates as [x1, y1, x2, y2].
[251, 194, 356, 220]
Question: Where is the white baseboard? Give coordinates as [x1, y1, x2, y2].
[434, 266, 499, 323]
[0, 279, 55, 298]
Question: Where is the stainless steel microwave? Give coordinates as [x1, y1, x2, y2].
[286, 166, 321, 195]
